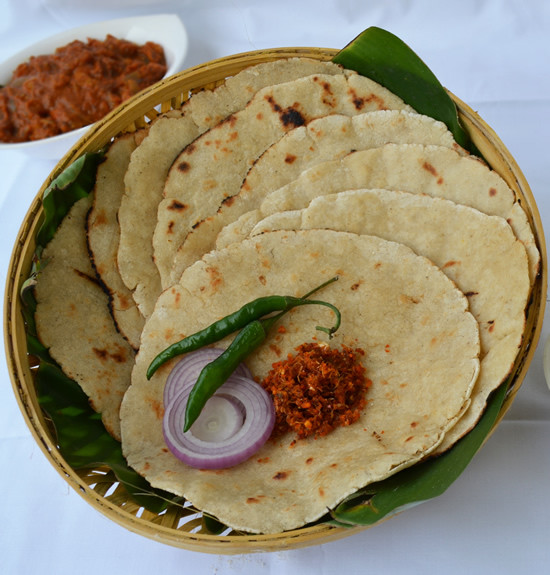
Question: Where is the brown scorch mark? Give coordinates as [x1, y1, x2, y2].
[273, 471, 289, 480]
[168, 199, 188, 212]
[264, 95, 306, 128]
[348, 88, 387, 111]
[72, 268, 101, 287]
[92, 343, 128, 364]
[205, 266, 223, 291]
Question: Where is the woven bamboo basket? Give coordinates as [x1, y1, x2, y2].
[4, 47, 547, 554]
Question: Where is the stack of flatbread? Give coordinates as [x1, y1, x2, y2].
[33, 57, 537, 534]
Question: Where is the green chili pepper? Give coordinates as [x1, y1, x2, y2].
[146, 276, 339, 379]
[183, 297, 341, 432]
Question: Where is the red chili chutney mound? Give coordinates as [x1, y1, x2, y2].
[0, 35, 167, 143]
[261, 342, 371, 440]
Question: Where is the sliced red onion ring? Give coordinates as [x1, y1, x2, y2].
[163, 374, 275, 469]
[163, 347, 252, 406]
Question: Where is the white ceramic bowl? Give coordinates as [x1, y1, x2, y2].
[0, 14, 188, 159]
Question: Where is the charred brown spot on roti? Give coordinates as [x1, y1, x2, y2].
[167, 221, 175, 234]
[422, 161, 438, 176]
[117, 293, 133, 311]
[488, 320, 496, 332]
[348, 88, 386, 110]
[319, 487, 325, 497]
[177, 161, 191, 172]
[220, 113, 237, 127]
[400, 294, 421, 304]
[269, 343, 282, 356]
[221, 195, 236, 208]
[489, 187, 497, 197]
[206, 266, 223, 291]
[313, 76, 336, 107]
[92, 344, 128, 364]
[93, 347, 109, 361]
[465, 291, 479, 297]
[173, 290, 181, 305]
[312, 75, 334, 95]
[306, 457, 314, 465]
[151, 399, 164, 421]
[202, 179, 218, 191]
[257, 457, 270, 464]
[351, 282, 361, 291]
[258, 275, 267, 285]
[246, 497, 261, 504]
[92, 209, 108, 226]
[285, 153, 297, 164]
[264, 95, 306, 128]
[281, 106, 306, 128]
[443, 260, 460, 268]
[273, 471, 290, 480]
[421, 161, 445, 184]
[168, 199, 188, 212]
[73, 268, 101, 286]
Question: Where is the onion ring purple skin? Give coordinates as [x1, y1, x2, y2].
[163, 348, 252, 406]
[163, 374, 275, 470]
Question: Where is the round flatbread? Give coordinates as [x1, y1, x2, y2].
[87, 132, 145, 350]
[35, 196, 135, 440]
[249, 189, 530, 452]
[120, 229, 480, 533]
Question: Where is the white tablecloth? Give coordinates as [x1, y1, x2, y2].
[1, 1, 549, 573]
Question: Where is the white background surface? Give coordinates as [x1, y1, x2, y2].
[1, 1, 550, 573]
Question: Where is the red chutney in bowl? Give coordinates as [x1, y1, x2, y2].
[0, 34, 166, 143]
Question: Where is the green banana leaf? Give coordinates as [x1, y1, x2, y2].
[36, 152, 104, 247]
[333, 26, 480, 156]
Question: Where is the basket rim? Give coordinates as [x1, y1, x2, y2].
[3, 46, 547, 553]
